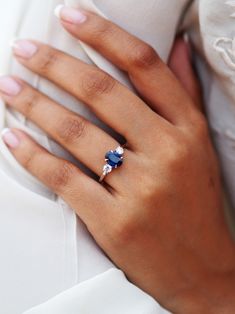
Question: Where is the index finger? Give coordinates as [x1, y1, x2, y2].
[56, 6, 196, 125]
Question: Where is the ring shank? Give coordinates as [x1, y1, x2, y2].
[99, 172, 106, 183]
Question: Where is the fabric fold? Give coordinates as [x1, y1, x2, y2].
[23, 268, 167, 314]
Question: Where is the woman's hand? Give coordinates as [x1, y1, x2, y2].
[1, 7, 235, 313]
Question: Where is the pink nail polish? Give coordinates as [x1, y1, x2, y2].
[0, 76, 22, 96]
[11, 39, 38, 59]
[54, 5, 87, 24]
[2, 129, 20, 148]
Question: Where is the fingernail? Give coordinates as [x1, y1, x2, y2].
[183, 34, 192, 59]
[54, 5, 87, 24]
[2, 128, 20, 148]
[0, 76, 22, 96]
[183, 33, 189, 43]
[10, 39, 38, 59]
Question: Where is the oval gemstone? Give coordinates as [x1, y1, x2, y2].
[105, 151, 123, 168]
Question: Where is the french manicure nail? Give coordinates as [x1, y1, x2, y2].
[10, 39, 38, 59]
[54, 5, 87, 24]
[0, 76, 22, 96]
[2, 128, 20, 148]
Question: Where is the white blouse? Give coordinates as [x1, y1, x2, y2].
[0, 1, 234, 313]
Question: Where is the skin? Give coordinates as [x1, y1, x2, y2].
[1, 10, 235, 314]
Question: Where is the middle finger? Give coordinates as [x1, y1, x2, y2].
[11, 40, 168, 150]
[0, 77, 134, 186]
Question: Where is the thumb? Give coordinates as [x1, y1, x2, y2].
[168, 36, 203, 111]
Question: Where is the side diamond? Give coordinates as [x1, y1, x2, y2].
[103, 164, 112, 174]
[115, 146, 124, 155]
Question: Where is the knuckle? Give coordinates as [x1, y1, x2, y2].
[22, 149, 38, 171]
[129, 42, 159, 69]
[46, 162, 76, 191]
[193, 114, 209, 139]
[21, 91, 40, 118]
[81, 70, 116, 98]
[111, 216, 137, 245]
[56, 116, 86, 143]
[167, 140, 191, 171]
[37, 46, 59, 75]
[139, 175, 158, 202]
[91, 19, 116, 42]
[175, 142, 190, 161]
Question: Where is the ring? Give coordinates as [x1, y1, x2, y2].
[99, 146, 124, 182]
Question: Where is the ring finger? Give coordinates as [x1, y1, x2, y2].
[0, 76, 133, 188]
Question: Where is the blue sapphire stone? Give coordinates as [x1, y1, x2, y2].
[105, 151, 123, 168]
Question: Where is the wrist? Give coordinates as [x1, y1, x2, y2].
[169, 235, 235, 314]
[174, 272, 235, 314]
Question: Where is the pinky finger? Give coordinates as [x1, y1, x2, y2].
[168, 36, 203, 111]
[1, 128, 112, 227]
